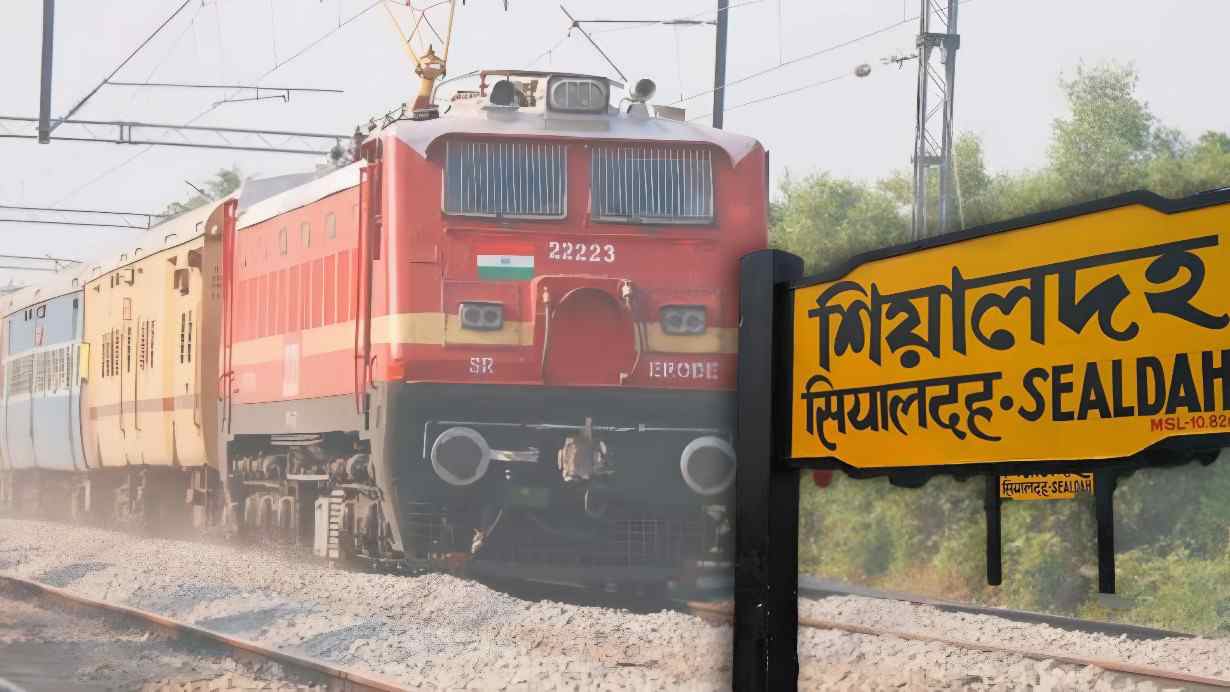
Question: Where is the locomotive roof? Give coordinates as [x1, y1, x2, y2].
[391, 96, 761, 165]
[236, 163, 362, 231]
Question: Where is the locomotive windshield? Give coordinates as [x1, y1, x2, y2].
[590, 145, 714, 224]
[442, 140, 567, 218]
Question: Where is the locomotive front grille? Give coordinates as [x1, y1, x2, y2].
[487, 510, 714, 569]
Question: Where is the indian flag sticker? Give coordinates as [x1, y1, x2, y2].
[477, 253, 535, 281]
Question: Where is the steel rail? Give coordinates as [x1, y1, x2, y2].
[0, 574, 410, 692]
[687, 601, 1230, 690]
[798, 576, 1194, 640]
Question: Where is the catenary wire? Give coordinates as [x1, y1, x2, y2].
[688, 71, 849, 122]
[588, 0, 764, 35]
[57, 0, 195, 127]
[127, 1, 206, 106]
[672, 0, 975, 106]
[52, 0, 384, 208]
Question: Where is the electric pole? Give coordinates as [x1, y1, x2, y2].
[37, 0, 55, 143]
[910, 0, 960, 239]
[712, 0, 729, 129]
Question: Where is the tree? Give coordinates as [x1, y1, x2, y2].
[163, 167, 244, 217]
[1050, 63, 1155, 202]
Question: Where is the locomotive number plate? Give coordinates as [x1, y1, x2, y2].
[548, 241, 615, 263]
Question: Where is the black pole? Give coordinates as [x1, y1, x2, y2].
[733, 249, 803, 692]
[712, 0, 729, 129]
[1094, 471, 1117, 594]
[37, 0, 55, 143]
[984, 474, 1002, 586]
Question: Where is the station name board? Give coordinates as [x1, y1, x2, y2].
[790, 193, 1230, 469]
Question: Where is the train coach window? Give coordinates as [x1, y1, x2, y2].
[325, 212, 336, 239]
[279, 227, 289, 255]
[443, 140, 567, 218]
[301, 222, 312, 249]
[590, 146, 714, 224]
[174, 268, 191, 296]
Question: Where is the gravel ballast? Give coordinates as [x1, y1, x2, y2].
[0, 518, 1220, 690]
[0, 578, 322, 691]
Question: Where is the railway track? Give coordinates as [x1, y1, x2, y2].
[687, 596, 1230, 691]
[799, 575, 1195, 640]
[0, 574, 409, 692]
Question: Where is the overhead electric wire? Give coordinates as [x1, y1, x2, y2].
[588, 0, 764, 35]
[53, 0, 384, 207]
[0, 219, 153, 230]
[0, 265, 60, 273]
[56, 0, 196, 130]
[126, 0, 204, 106]
[109, 81, 342, 93]
[689, 71, 849, 121]
[0, 204, 164, 218]
[0, 253, 81, 264]
[671, 0, 975, 108]
[527, 31, 573, 68]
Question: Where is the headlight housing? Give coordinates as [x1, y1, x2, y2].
[661, 305, 706, 335]
[546, 76, 609, 114]
[459, 302, 504, 331]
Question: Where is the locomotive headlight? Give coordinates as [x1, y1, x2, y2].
[680, 436, 736, 496]
[431, 427, 492, 487]
[661, 305, 706, 335]
[546, 75, 609, 114]
[459, 302, 504, 331]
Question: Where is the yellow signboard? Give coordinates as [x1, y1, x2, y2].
[1000, 474, 1093, 500]
[791, 193, 1230, 468]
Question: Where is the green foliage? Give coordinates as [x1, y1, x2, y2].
[771, 171, 908, 273]
[1050, 63, 1155, 202]
[1086, 548, 1230, 634]
[780, 62, 1230, 635]
[163, 167, 244, 217]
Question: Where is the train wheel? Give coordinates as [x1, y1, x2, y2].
[278, 496, 296, 543]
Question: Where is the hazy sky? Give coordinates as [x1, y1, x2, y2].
[1, 0, 1227, 285]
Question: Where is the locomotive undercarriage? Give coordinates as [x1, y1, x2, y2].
[224, 432, 393, 561]
[373, 382, 738, 594]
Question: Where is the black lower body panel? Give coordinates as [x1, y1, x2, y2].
[372, 382, 736, 589]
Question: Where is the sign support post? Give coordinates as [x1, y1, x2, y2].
[984, 474, 1002, 586]
[1094, 471, 1117, 594]
[733, 249, 803, 692]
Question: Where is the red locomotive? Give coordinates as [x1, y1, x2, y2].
[221, 70, 768, 590]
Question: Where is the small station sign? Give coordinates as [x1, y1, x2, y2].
[732, 189, 1230, 692]
[999, 473, 1093, 501]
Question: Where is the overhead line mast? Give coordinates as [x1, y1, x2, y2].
[712, 0, 730, 129]
[910, 0, 960, 239]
